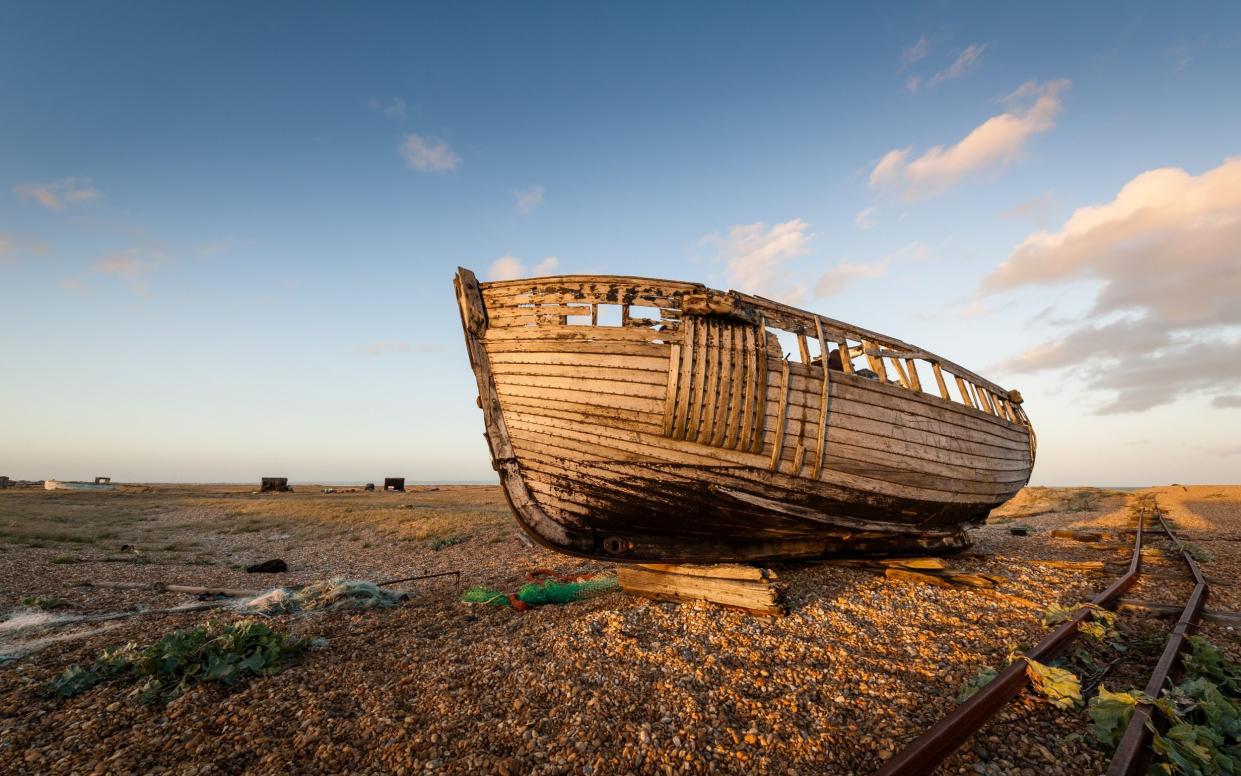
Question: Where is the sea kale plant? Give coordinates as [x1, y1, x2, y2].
[50, 619, 311, 703]
[1087, 636, 1241, 775]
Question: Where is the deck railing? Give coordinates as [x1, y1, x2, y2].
[478, 275, 1035, 447]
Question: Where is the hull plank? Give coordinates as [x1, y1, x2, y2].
[503, 401, 1030, 487]
[456, 267, 1036, 563]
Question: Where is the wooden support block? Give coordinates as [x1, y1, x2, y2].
[1050, 529, 1105, 542]
[1132, 568, 1231, 586]
[937, 570, 1002, 588]
[637, 563, 775, 581]
[881, 557, 951, 570]
[821, 556, 950, 571]
[1116, 599, 1241, 626]
[619, 564, 786, 616]
[885, 568, 956, 588]
[884, 568, 1000, 589]
[1031, 560, 1106, 572]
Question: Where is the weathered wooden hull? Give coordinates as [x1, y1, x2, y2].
[454, 268, 1035, 563]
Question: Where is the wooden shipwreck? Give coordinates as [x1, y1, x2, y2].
[454, 268, 1035, 563]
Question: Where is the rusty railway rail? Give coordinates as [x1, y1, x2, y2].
[874, 498, 1155, 776]
[1106, 502, 1210, 775]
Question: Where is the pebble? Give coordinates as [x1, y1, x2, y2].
[4, 485, 1234, 776]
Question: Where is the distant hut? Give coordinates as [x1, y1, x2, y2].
[260, 477, 290, 493]
[94, 476, 111, 485]
[384, 478, 406, 492]
[0, 476, 11, 489]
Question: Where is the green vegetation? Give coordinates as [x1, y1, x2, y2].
[1087, 636, 1241, 774]
[1065, 490, 1101, 513]
[1042, 601, 1118, 641]
[1182, 542, 1214, 563]
[431, 535, 466, 551]
[50, 620, 311, 703]
[956, 666, 999, 703]
[1022, 656, 1083, 709]
[20, 595, 69, 610]
[1088, 686, 1145, 748]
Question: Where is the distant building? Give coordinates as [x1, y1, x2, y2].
[384, 477, 406, 492]
[260, 477, 291, 493]
[0, 476, 11, 489]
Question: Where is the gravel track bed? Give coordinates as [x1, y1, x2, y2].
[1, 484, 1237, 774]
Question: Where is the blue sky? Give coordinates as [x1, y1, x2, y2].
[3, 2, 1240, 484]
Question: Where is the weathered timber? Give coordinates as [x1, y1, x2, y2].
[455, 267, 1034, 563]
[618, 565, 786, 616]
[638, 563, 775, 581]
[820, 557, 950, 571]
[882, 567, 1002, 588]
[1114, 599, 1241, 625]
[1034, 559, 1106, 572]
[1051, 529, 1106, 542]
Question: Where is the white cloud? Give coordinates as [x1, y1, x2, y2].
[871, 79, 1070, 200]
[357, 340, 440, 356]
[854, 206, 879, 230]
[88, 248, 161, 293]
[13, 177, 100, 211]
[886, 240, 932, 263]
[0, 233, 14, 264]
[489, 255, 524, 280]
[371, 97, 406, 118]
[487, 255, 560, 281]
[706, 219, 813, 303]
[984, 156, 1241, 412]
[1000, 191, 1057, 229]
[514, 185, 545, 215]
[926, 43, 988, 88]
[60, 245, 166, 294]
[901, 36, 931, 69]
[815, 261, 887, 298]
[812, 240, 930, 299]
[400, 133, 460, 172]
[985, 156, 1241, 324]
[905, 76, 922, 94]
[96, 252, 146, 278]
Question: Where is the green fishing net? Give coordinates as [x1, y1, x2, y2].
[461, 573, 618, 608]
